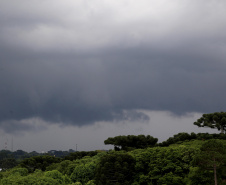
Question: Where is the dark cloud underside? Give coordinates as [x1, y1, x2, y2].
[1, 0, 226, 130]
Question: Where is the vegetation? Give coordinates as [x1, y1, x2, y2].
[1, 112, 226, 184]
[95, 152, 135, 184]
[193, 139, 226, 185]
[104, 135, 158, 151]
[19, 155, 62, 172]
[2, 139, 226, 184]
[158, 132, 226, 147]
[194, 112, 226, 133]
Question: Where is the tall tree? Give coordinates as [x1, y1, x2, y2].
[194, 112, 226, 133]
[194, 139, 226, 185]
[104, 135, 158, 151]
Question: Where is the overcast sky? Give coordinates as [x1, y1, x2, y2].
[0, 0, 226, 152]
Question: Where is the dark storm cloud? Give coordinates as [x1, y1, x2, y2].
[1, 0, 226, 131]
[0, 119, 46, 134]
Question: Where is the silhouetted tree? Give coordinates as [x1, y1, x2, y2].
[194, 112, 226, 133]
[104, 135, 158, 151]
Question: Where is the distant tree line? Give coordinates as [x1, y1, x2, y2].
[158, 132, 226, 147]
[0, 149, 97, 171]
[0, 149, 75, 162]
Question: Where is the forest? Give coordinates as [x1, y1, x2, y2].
[1, 112, 226, 185]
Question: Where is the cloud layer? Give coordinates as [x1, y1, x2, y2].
[1, 0, 226, 132]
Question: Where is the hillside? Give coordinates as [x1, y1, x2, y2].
[0, 136, 226, 185]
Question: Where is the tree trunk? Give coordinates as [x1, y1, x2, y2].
[214, 158, 217, 185]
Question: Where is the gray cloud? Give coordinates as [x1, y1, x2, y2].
[0, 118, 47, 135]
[1, 0, 226, 132]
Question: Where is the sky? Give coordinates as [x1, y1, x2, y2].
[0, 0, 226, 152]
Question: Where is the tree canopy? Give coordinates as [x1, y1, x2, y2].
[104, 135, 158, 151]
[19, 155, 61, 172]
[95, 152, 135, 185]
[194, 112, 226, 133]
[193, 139, 226, 185]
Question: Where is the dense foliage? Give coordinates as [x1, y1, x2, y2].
[0, 149, 78, 171]
[194, 112, 226, 133]
[19, 155, 62, 172]
[1, 139, 226, 184]
[2, 120, 226, 185]
[64, 151, 98, 161]
[193, 139, 226, 185]
[158, 132, 226, 147]
[95, 152, 136, 185]
[104, 135, 158, 151]
[129, 141, 202, 185]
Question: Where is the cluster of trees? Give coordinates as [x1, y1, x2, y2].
[95, 152, 135, 184]
[0, 149, 78, 170]
[159, 132, 226, 147]
[0, 112, 226, 184]
[0, 150, 36, 170]
[1, 139, 226, 184]
[0, 149, 76, 162]
[0, 152, 102, 185]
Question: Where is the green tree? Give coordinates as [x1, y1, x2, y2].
[0, 150, 12, 161]
[70, 157, 97, 184]
[104, 135, 158, 151]
[86, 180, 96, 185]
[194, 112, 226, 133]
[19, 155, 61, 172]
[46, 160, 73, 175]
[0, 158, 17, 171]
[69, 154, 104, 183]
[129, 141, 201, 185]
[95, 152, 136, 185]
[0, 170, 60, 185]
[10, 167, 28, 176]
[193, 139, 226, 185]
[64, 151, 98, 161]
[45, 170, 71, 184]
[186, 167, 213, 185]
